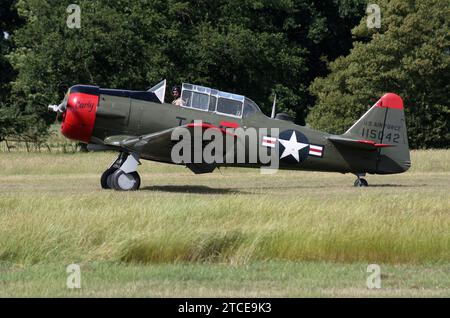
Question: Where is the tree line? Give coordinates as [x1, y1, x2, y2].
[0, 0, 448, 148]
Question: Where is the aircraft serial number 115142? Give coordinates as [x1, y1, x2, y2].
[49, 80, 410, 191]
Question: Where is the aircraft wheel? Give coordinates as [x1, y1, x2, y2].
[111, 170, 141, 191]
[100, 168, 117, 189]
[354, 178, 369, 187]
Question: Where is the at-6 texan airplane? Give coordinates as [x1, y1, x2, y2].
[49, 80, 410, 191]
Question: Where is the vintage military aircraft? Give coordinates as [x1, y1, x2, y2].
[49, 80, 410, 191]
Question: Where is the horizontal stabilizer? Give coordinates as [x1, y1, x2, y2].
[328, 136, 395, 150]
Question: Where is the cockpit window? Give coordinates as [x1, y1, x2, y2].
[181, 90, 192, 107]
[243, 98, 261, 118]
[209, 96, 217, 112]
[191, 92, 209, 111]
[217, 98, 243, 117]
[180, 83, 257, 118]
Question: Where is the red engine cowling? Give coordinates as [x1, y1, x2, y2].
[61, 89, 99, 143]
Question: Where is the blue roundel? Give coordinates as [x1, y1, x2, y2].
[278, 130, 310, 164]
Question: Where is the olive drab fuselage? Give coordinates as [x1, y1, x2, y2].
[51, 81, 410, 190]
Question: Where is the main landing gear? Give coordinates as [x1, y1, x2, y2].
[101, 152, 141, 191]
[354, 173, 369, 187]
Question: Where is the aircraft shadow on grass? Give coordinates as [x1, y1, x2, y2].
[140, 183, 425, 194]
[367, 184, 426, 188]
[141, 185, 248, 194]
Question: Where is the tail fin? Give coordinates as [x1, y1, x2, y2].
[343, 93, 411, 173]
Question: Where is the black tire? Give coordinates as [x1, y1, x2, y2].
[100, 168, 117, 189]
[111, 170, 141, 191]
[107, 173, 115, 188]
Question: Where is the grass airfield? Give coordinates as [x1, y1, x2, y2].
[0, 149, 449, 297]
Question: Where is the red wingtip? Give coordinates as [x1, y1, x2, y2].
[375, 93, 404, 110]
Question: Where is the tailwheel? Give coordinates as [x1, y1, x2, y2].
[354, 178, 369, 187]
[100, 168, 117, 189]
[111, 170, 141, 191]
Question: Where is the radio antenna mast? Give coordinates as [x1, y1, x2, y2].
[271, 94, 277, 118]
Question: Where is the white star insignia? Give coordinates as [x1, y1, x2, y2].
[278, 131, 309, 162]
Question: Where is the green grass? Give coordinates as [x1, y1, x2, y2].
[0, 150, 449, 297]
[2, 261, 450, 297]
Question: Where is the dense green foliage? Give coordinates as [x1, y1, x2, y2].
[1, 0, 448, 148]
[308, 0, 450, 148]
[2, 0, 364, 137]
[0, 1, 18, 102]
[0, 0, 23, 138]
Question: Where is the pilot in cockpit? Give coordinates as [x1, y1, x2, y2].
[171, 86, 183, 106]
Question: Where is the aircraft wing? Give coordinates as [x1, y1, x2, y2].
[103, 135, 136, 147]
[104, 123, 236, 150]
[103, 127, 184, 154]
[327, 136, 395, 150]
[103, 123, 237, 174]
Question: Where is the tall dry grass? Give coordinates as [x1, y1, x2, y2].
[0, 149, 448, 265]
